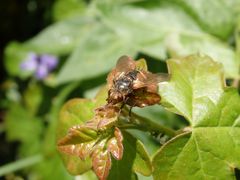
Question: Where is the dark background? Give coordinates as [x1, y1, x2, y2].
[0, 0, 54, 166]
[0, 0, 54, 82]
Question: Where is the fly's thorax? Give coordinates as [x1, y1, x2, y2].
[113, 70, 138, 94]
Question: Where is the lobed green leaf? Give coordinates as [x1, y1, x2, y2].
[153, 54, 240, 179]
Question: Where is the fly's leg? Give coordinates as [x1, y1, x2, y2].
[129, 106, 133, 117]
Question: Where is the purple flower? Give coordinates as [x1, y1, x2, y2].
[20, 53, 38, 71]
[20, 52, 59, 80]
[40, 54, 58, 71]
[35, 64, 48, 80]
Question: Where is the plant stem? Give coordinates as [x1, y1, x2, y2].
[0, 154, 43, 177]
[121, 108, 177, 137]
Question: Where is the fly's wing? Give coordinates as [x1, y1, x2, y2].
[107, 55, 136, 88]
[126, 88, 161, 107]
[133, 72, 170, 93]
[115, 55, 136, 73]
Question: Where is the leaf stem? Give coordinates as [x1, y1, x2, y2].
[0, 154, 43, 177]
[121, 108, 177, 137]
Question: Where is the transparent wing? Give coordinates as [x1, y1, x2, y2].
[107, 55, 136, 89]
[126, 89, 161, 107]
[115, 55, 136, 73]
[133, 72, 170, 93]
[144, 73, 170, 84]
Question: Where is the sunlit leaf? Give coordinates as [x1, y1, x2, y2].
[107, 127, 124, 160]
[100, 3, 239, 78]
[153, 54, 240, 179]
[168, 0, 239, 39]
[159, 54, 224, 123]
[57, 99, 95, 175]
[56, 24, 136, 84]
[92, 140, 112, 180]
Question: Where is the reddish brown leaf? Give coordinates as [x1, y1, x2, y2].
[57, 126, 97, 146]
[114, 127, 123, 143]
[57, 144, 80, 156]
[107, 127, 124, 160]
[97, 117, 117, 130]
[95, 104, 120, 118]
[95, 104, 120, 129]
[91, 141, 112, 180]
[58, 141, 96, 160]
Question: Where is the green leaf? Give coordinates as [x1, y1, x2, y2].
[56, 24, 136, 84]
[33, 155, 74, 180]
[5, 103, 43, 156]
[159, 54, 224, 124]
[235, 20, 240, 56]
[94, 86, 109, 108]
[25, 17, 96, 55]
[133, 105, 186, 130]
[99, 3, 239, 78]
[4, 42, 30, 76]
[8, 1, 239, 79]
[108, 131, 152, 179]
[53, 0, 86, 21]
[23, 83, 43, 115]
[57, 99, 95, 175]
[76, 170, 97, 180]
[4, 17, 96, 76]
[130, 105, 187, 156]
[168, 0, 239, 39]
[5, 103, 43, 143]
[165, 33, 239, 79]
[153, 54, 240, 179]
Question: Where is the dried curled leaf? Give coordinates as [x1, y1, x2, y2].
[57, 100, 125, 180]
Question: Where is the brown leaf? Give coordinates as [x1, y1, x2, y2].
[92, 141, 112, 180]
[97, 117, 118, 130]
[95, 104, 120, 129]
[57, 126, 97, 146]
[114, 127, 123, 144]
[107, 127, 124, 160]
[95, 104, 120, 118]
[78, 141, 96, 160]
[58, 141, 95, 160]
